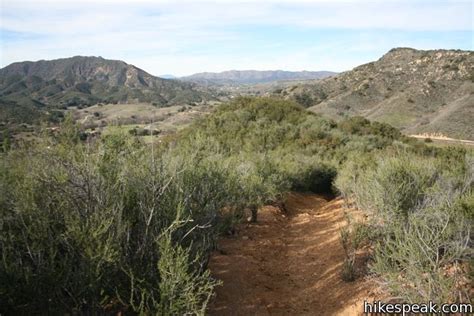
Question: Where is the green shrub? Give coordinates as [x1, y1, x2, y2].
[336, 149, 473, 304]
[0, 130, 229, 314]
[370, 155, 437, 220]
[294, 92, 314, 107]
[340, 227, 356, 282]
[1, 130, 11, 152]
[338, 116, 401, 140]
[337, 153, 438, 221]
[371, 206, 471, 303]
[0, 96, 418, 312]
[288, 161, 337, 193]
[156, 228, 221, 315]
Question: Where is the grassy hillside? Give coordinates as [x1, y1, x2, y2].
[276, 48, 474, 139]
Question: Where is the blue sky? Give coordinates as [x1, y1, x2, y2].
[0, 0, 472, 76]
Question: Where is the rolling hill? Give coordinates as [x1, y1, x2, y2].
[0, 56, 212, 123]
[181, 70, 336, 85]
[277, 48, 474, 139]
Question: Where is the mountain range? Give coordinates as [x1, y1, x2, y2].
[1, 48, 473, 139]
[277, 48, 474, 139]
[0, 56, 210, 123]
[180, 70, 336, 85]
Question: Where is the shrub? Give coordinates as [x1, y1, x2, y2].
[340, 227, 356, 282]
[294, 92, 314, 108]
[124, 218, 220, 315]
[0, 97, 419, 312]
[306, 164, 337, 193]
[338, 116, 401, 140]
[288, 161, 337, 194]
[338, 153, 438, 221]
[0, 129, 231, 314]
[339, 215, 377, 283]
[156, 228, 221, 315]
[371, 206, 471, 303]
[273, 88, 283, 94]
[1, 130, 11, 152]
[336, 149, 473, 304]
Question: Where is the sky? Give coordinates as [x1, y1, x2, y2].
[0, 0, 473, 76]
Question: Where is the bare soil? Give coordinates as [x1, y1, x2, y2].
[410, 134, 474, 146]
[208, 192, 381, 316]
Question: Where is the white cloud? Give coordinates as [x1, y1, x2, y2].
[1, 0, 472, 74]
[3, 1, 471, 33]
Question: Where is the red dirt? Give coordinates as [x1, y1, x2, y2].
[207, 192, 381, 316]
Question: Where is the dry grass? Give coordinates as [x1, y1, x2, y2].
[73, 102, 220, 135]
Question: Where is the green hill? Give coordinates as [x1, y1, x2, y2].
[0, 56, 212, 123]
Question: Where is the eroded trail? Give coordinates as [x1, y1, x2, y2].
[208, 193, 379, 316]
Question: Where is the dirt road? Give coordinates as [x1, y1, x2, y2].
[207, 193, 380, 316]
[410, 134, 474, 146]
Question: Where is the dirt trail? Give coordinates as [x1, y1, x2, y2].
[208, 193, 380, 316]
[410, 134, 474, 146]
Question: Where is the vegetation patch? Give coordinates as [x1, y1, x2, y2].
[1, 96, 470, 313]
[335, 147, 473, 304]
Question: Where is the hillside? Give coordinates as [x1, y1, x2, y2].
[277, 48, 474, 139]
[181, 70, 336, 85]
[0, 56, 211, 123]
[2, 97, 471, 314]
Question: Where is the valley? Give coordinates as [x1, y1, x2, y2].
[2, 48, 473, 143]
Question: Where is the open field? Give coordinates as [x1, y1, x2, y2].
[74, 101, 220, 135]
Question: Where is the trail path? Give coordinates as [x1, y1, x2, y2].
[208, 193, 380, 316]
[410, 134, 474, 146]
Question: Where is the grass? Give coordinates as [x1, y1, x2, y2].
[77, 103, 180, 123]
[75, 102, 219, 136]
[371, 108, 419, 129]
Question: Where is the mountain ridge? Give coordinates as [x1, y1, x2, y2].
[277, 48, 474, 139]
[181, 69, 337, 85]
[0, 56, 212, 123]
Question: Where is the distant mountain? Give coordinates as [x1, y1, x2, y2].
[159, 74, 177, 79]
[0, 56, 211, 123]
[277, 48, 474, 139]
[181, 70, 336, 85]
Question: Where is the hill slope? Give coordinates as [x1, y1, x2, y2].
[0, 56, 211, 123]
[277, 48, 474, 139]
[181, 70, 336, 85]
